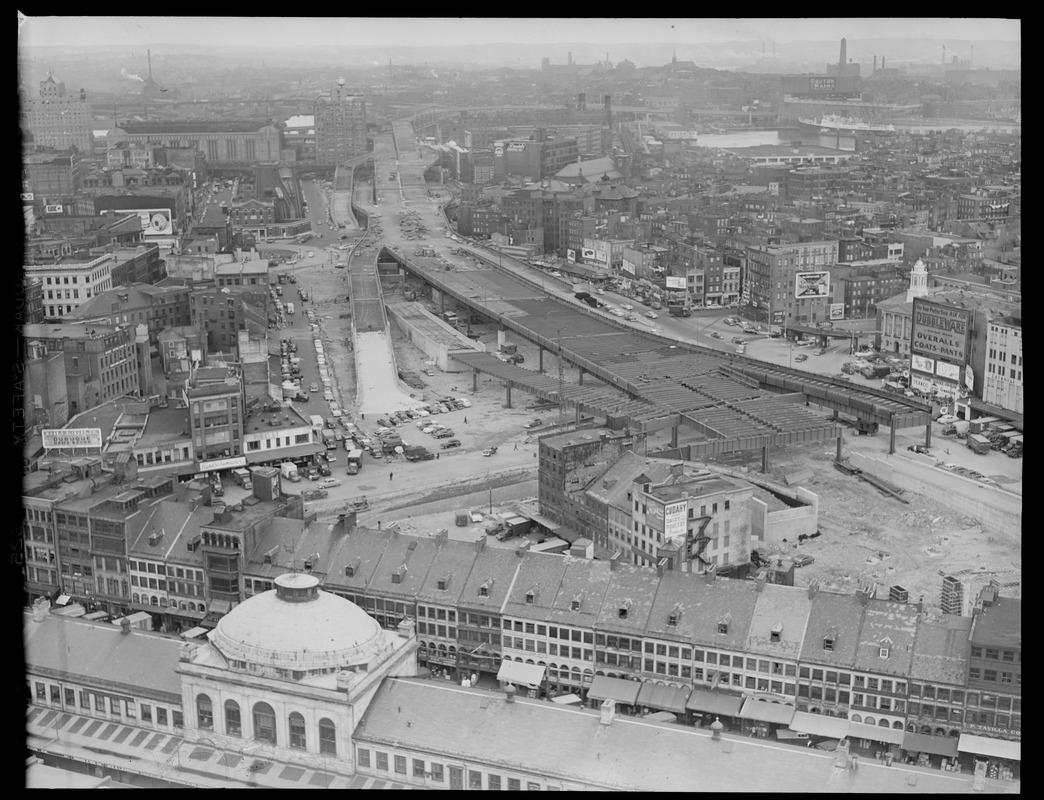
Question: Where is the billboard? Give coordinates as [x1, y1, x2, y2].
[795, 271, 830, 298]
[20, 192, 34, 203]
[621, 259, 635, 275]
[664, 501, 688, 540]
[665, 276, 686, 290]
[911, 354, 934, 373]
[911, 299, 970, 364]
[772, 311, 785, 325]
[935, 361, 960, 381]
[581, 247, 595, 261]
[964, 364, 974, 392]
[566, 249, 576, 263]
[507, 141, 526, 152]
[493, 142, 505, 157]
[42, 428, 103, 449]
[130, 209, 174, 236]
[44, 204, 64, 214]
[199, 456, 247, 472]
[910, 373, 959, 400]
[829, 303, 845, 320]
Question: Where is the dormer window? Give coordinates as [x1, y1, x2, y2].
[668, 613, 678, 626]
[717, 612, 732, 635]
[618, 598, 632, 620]
[345, 564, 355, 577]
[525, 590, 535, 605]
[479, 578, 493, 598]
[437, 577, 447, 591]
[571, 599, 580, 611]
[823, 636, 835, 652]
[770, 622, 783, 643]
[879, 646, 889, 659]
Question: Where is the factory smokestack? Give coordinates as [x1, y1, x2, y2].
[839, 37, 847, 72]
[148, 49, 152, 80]
[873, 55, 877, 73]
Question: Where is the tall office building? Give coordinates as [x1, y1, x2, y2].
[24, 74, 93, 152]
[314, 79, 367, 166]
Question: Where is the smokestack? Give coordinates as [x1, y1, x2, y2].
[147, 49, 152, 80]
[873, 55, 877, 73]
[970, 45, 973, 68]
[942, 45, 946, 65]
[882, 56, 885, 70]
[839, 37, 847, 72]
[605, 95, 612, 130]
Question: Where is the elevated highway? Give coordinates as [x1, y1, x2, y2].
[348, 118, 932, 463]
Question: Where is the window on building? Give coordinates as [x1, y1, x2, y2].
[376, 751, 389, 771]
[224, 700, 241, 736]
[394, 755, 407, 775]
[357, 748, 370, 768]
[288, 712, 306, 749]
[252, 702, 277, 744]
[197, 693, 214, 730]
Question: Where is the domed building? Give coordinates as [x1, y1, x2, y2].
[177, 572, 418, 774]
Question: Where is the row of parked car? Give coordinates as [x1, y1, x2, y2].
[376, 396, 472, 428]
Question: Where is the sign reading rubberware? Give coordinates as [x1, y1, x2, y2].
[42, 428, 103, 449]
[664, 501, 688, 539]
[911, 299, 970, 364]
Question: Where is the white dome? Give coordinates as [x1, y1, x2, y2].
[210, 573, 383, 671]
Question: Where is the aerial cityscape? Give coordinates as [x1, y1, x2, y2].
[19, 15, 1020, 792]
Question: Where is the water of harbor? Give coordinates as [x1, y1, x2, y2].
[697, 129, 858, 152]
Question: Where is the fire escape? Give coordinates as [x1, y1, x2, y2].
[685, 516, 713, 569]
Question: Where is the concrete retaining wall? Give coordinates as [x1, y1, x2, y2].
[848, 451, 1022, 536]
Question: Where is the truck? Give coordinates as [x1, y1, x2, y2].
[322, 429, 337, 450]
[443, 311, 458, 326]
[573, 291, 599, 308]
[668, 304, 692, 318]
[495, 515, 531, 541]
[860, 363, 892, 380]
[286, 302, 295, 316]
[309, 414, 325, 430]
[967, 434, 992, 455]
[403, 445, 434, 462]
[278, 273, 287, 285]
[280, 462, 301, 482]
[231, 467, 252, 489]
[345, 449, 363, 474]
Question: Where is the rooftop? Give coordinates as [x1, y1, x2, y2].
[909, 614, 973, 685]
[970, 596, 1021, 649]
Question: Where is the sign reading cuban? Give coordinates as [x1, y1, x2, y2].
[911, 299, 970, 363]
[42, 428, 103, 450]
[795, 271, 830, 298]
[664, 501, 688, 539]
[829, 303, 845, 320]
[665, 275, 686, 290]
[199, 456, 248, 472]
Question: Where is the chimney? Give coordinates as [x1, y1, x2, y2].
[337, 510, 357, 534]
[474, 536, 487, 553]
[599, 697, 616, 726]
[670, 462, 684, 478]
[756, 572, 767, 592]
[515, 545, 526, 559]
[433, 528, 449, 544]
[120, 617, 132, 636]
[873, 55, 877, 73]
[505, 684, 516, 704]
[656, 558, 668, 577]
[704, 564, 716, 583]
[808, 580, 819, 600]
[839, 37, 847, 72]
[882, 56, 885, 70]
[148, 49, 153, 80]
[568, 51, 573, 65]
[609, 551, 620, 571]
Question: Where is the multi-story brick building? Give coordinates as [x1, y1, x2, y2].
[183, 366, 245, 463]
[107, 120, 282, 164]
[70, 282, 191, 353]
[314, 81, 367, 166]
[964, 583, 1020, 742]
[23, 75, 93, 152]
[744, 240, 839, 328]
[982, 316, 1023, 414]
[26, 254, 116, 321]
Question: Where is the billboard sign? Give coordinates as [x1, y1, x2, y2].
[935, 361, 960, 381]
[581, 247, 595, 261]
[772, 311, 785, 325]
[42, 428, 103, 449]
[911, 354, 934, 373]
[911, 299, 970, 363]
[44, 204, 64, 214]
[20, 192, 34, 203]
[129, 209, 174, 236]
[566, 249, 576, 263]
[665, 276, 686, 290]
[199, 456, 248, 472]
[493, 142, 505, 157]
[621, 259, 635, 275]
[664, 501, 688, 540]
[829, 303, 845, 320]
[964, 364, 974, 391]
[795, 271, 830, 298]
[507, 142, 526, 152]
[809, 77, 837, 92]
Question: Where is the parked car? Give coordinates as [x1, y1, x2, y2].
[794, 354, 809, 363]
[482, 447, 498, 457]
[646, 311, 658, 319]
[793, 554, 815, 568]
[318, 478, 342, 489]
[310, 382, 319, 393]
[434, 429, 455, 439]
[440, 439, 462, 449]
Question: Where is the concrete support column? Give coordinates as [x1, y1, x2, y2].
[472, 370, 478, 392]
[836, 435, 843, 462]
[506, 384, 512, 409]
[889, 420, 897, 455]
[578, 367, 585, 386]
[670, 426, 679, 448]
[761, 446, 769, 473]
[925, 420, 932, 448]
[538, 346, 544, 374]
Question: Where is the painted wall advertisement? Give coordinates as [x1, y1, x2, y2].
[132, 209, 174, 236]
[42, 428, 103, 449]
[911, 299, 970, 363]
[829, 303, 845, 320]
[199, 456, 248, 472]
[795, 271, 830, 298]
[621, 258, 635, 275]
[665, 276, 686, 290]
[664, 501, 688, 539]
[964, 364, 974, 392]
[910, 373, 959, 400]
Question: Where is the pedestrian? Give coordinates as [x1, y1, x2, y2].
[436, 452, 440, 460]
[464, 416, 467, 424]
[389, 471, 393, 481]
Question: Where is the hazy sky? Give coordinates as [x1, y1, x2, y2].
[19, 16, 1021, 49]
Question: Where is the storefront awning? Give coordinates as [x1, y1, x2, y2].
[180, 626, 210, 640]
[902, 732, 959, 758]
[55, 595, 71, 607]
[774, 728, 807, 741]
[686, 689, 745, 717]
[847, 721, 905, 745]
[645, 711, 677, 723]
[550, 693, 583, 706]
[245, 442, 325, 465]
[738, 697, 796, 725]
[496, 661, 546, 688]
[790, 711, 851, 739]
[636, 682, 691, 714]
[957, 734, 1020, 761]
[587, 675, 641, 705]
[209, 599, 232, 615]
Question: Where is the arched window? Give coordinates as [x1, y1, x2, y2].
[319, 718, 336, 756]
[197, 694, 213, 730]
[253, 702, 277, 744]
[288, 712, 306, 750]
[133, 593, 140, 604]
[225, 700, 241, 736]
[150, 595, 159, 606]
